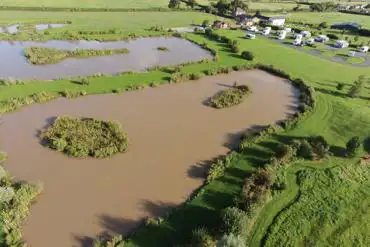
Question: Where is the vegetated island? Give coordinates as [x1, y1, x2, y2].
[209, 83, 251, 109]
[24, 47, 129, 65]
[41, 116, 128, 158]
[157, 46, 169, 51]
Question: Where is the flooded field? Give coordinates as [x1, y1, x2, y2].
[0, 70, 299, 247]
[0, 37, 213, 80]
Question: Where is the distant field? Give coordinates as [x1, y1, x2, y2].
[0, 11, 217, 30]
[249, 2, 309, 11]
[287, 12, 370, 28]
[0, 0, 206, 8]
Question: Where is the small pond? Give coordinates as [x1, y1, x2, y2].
[0, 37, 213, 80]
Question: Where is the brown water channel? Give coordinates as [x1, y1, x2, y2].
[0, 37, 212, 80]
[0, 70, 299, 247]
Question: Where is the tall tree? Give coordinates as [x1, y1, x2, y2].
[168, 0, 181, 9]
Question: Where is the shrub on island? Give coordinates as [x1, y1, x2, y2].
[24, 47, 129, 65]
[209, 84, 251, 109]
[41, 116, 128, 158]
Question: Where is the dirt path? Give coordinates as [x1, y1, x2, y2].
[0, 70, 299, 247]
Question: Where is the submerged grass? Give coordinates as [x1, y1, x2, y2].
[41, 116, 128, 158]
[24, 46, 129, 65]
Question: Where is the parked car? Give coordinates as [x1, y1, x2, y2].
[278, 30, 287, 40]
[247, 26, 259, 32]
[359, 46, 369, 52]
[294, 34, 303, 40]
[348, 51, 356, 57]
[301, 31, 311, 38]
[334, 40, 349, 48]
[261, 26, 271, 35]
[305, 38, 315, 45]
[315, 35, 329, 43]
[293, 39, 302, 46]
[245, 33, 256, 39]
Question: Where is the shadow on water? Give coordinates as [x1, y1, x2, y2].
[35, 116, 57, 145]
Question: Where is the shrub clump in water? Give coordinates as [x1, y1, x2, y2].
[209, 84, 251, 109]
[42, 116, 128, 158]
[24, 47, 129, 65]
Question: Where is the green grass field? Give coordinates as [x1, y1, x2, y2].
[0, 11, 217, 30]
[287, 12, 370, 29]
[0, 0, 209, 8]
[0, 9, 370, 247]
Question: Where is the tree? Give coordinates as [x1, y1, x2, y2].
[308, 136, 330, 159]
[348, 75, 367, 98]
[241, 51, 254, 61]
[214, 0, 230, 15]
[336, 83, 344, 90]
[346, 136, 361, 157]
[186, 0, 197, 9]
[217, 233, 245, 247]
[318, 22, 328, 29]
[354, 35, 359, 43]
[230, 0, 248, 12]
[221, 207, 247, 236]
[168, 0, 180, 9]
[192, 227, 216, 247]
[202, 19, 210, 27]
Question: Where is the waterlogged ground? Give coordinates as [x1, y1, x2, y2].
[0, 70, 299, 247]
[0, 37, 213, 80]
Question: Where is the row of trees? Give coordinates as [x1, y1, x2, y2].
[169, 0, 249, 15]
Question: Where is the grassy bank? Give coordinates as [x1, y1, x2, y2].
[42, 116, 128, 158]
[24, 47, 129, 64]
[0, 11, 217, 31]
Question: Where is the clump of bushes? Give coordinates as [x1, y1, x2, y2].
[24, 47, 130, 65]
[60, 90, 86, 98]
[236, 168, 274, 212]
[92, 235, 125, 247]
[209, 84, 251, 109]
[0, 166, 42, 246]
[221, 207, 248, 237]
[156, 46, 169, 51]
[41, 116, 128, 158]
[241, 51, 254, 61]
[206, 154, 235, 183]
[293, 136, 330, 160]
[191, 227, 216, 247]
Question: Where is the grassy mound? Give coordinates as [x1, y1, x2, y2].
[24, 47, 129, 65]
[209, 84, 251, 109]
[41, 116, 128, 158]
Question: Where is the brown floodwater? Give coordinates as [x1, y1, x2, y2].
[0, 37, 212, 80]
[0, 70, 299, 247]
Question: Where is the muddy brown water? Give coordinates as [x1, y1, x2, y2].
[0, 70, 299, 247]
[0, 37, 212, 80]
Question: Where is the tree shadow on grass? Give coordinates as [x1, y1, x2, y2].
[330, 145, 346, 157]
[315, 87, 370, 101]
[364, 137, 370, 153]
